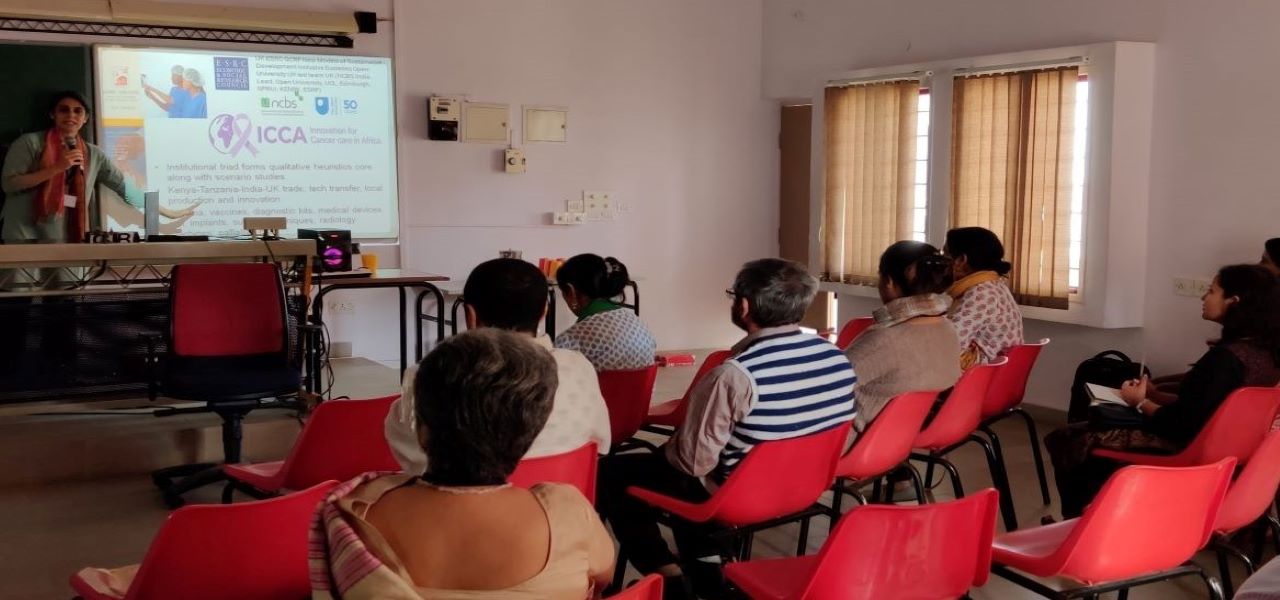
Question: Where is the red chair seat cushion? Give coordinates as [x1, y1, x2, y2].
[724, 555, 819, 600]
[992, 519, 1079, 576]
[644, 399, 682, 427]
[223, 461, 287, 492]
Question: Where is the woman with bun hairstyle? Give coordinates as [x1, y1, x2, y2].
[845, 241, 962, 430]
[554, 254, 656, 370]
[943, 227, 1024, 368]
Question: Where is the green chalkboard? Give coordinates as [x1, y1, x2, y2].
[0, 43, 92, 147]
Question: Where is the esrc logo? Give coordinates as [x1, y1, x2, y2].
[314, 97, 358, 116]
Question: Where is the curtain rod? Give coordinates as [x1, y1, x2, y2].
[826, 70, 930, 88]
[953, 56, 1088, 78]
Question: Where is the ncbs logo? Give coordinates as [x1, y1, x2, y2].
[314, 96, 358, 116]
[260, 91, 304, 115]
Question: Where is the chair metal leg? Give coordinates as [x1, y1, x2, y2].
[871, 478, 883, 504]
[1217, 551, 1234, 599]
[221, 482, 236, 504]
[1205, 571, 1226, 600]
[905, 464, 927, 504]
[971, 433, 1019, 531]
[1013, 408, 1053, 505]
[797, 517, 811, 556]
[911, 452, 965, 499]
[1117, 589, 1128, 600]
[610, 547, 628, 594]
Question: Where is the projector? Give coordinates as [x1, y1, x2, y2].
[297, 228, 352, 272]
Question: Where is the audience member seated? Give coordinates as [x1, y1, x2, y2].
[1045, 264, 1280, 518]
[846, 241, 961, 431]
[1262, 238, 1280, 276]
[554, 254, 657, 370]
[597, 258, 856, 598]
[385, 258, 610, 475]
[943, 227, 1025, 368]
[312, 329, 615, 599]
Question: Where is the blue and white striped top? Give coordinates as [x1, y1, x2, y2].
[714, 329, 857, 480]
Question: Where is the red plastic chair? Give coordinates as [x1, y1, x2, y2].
[1092, 387, 1280, 469]
[829, 391, 937, 515]
[978, 339, 1051, 506]
[992, 460, 1235, 599]
[909, 359, 1019, 531]
[608, 574, 663, 599]
[615, 423, 852, 590]
[726, 489, 998, 599]
[598, 365, 659, 449]
[509, 442, 599, 504]
[69, 481, 337, 600]
[642, 350, 732, 432]
[1210, 431, 1280, 596]
[835, 317, 875, 350]
[222, 395, 400, 502]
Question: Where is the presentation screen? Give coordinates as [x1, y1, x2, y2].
[93, 46, 398, 238]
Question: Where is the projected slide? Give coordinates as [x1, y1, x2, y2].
[94, 46, 398, 238]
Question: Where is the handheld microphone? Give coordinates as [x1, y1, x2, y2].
[64, 136, 79, 185]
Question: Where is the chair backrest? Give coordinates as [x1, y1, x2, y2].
[835, 317, 875, 350]
[664, 350, 732, 422]
[1052, 459, 1235, 584]
[801, 489, 998, 599]
[278, 396, 401, 490]
[123, 482, 337, 600]
[835, 391, 937, 480]
[1215, 431, 1280, 534]
[608, 574, 663, 599]
[982, 339, 1049, 417]
[509, 442, 599, 504]
[598, 365, 659, 444]
[706, 422, 851, 525]
[170, 263, 287, 358]
[1177, 387, 1280, 465]
[913, 359, 1005, 450]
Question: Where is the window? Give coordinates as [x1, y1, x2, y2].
[820, 78, 924, 285]
[912, 89, 931, 243]
[951, 65, 1082, 309]
[1069, 76, 1089, 292]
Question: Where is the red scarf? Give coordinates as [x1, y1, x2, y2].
[36, 128, 89, 241]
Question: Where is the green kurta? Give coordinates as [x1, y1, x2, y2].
[1, 131, 144, 243]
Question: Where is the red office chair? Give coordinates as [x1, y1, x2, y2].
[726, 489, 999, 599]
[599, 365, 659, 450]
[150, 263, 304, 508]
[834, 317, 874, 350]
[909, 359, 1019, 531]
[70, 481, 336, 600]
[608, 574, 664, 599]
[642, 350, 732, 434]
[977, 339, 1051, 506]
[509, 442, 599, 504]
[221, 395, 400, 502]
[613, 423, 851, 591]
[829, 391, 937, 516]
[1093, 386, 1280, 468]
[1210, 432, 1280, 596]
[992, 460, 1235, 599]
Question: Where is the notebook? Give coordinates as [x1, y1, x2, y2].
[1086, 383, 1129, 406]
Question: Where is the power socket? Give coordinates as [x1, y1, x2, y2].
[1173, 277, 1211, 297]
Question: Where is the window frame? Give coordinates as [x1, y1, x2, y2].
[809, 42, 1155, 328]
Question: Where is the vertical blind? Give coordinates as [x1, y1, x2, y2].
[950, 66, 1078, 309]
[821, 80, 920, 285]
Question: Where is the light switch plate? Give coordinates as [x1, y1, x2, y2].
[567, 198, 584, 213]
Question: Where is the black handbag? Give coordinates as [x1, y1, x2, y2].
[1068, 350, 1152, 423]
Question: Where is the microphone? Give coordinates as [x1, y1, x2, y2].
[64, 136, 78, 185]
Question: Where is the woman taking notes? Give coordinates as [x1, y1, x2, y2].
[0, 91, 196, 243]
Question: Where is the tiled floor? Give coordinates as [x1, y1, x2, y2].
[0, 355, 1257, 599]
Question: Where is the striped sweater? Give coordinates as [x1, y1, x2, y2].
[715, 329, 857, 480]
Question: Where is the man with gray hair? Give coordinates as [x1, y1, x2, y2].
[598, 258, 857, 598]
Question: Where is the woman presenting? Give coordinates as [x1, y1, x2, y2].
[0, 91, 196, 243]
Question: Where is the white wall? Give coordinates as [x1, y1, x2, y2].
[767, 0, 1280, 409]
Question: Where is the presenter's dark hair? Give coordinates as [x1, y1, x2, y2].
[48, 91, 91, 115]
[557, 254, 630, 300]
[945, 227, 1012, 276]
[463, 258, 548, 334]
[414, 329, 556, 485]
